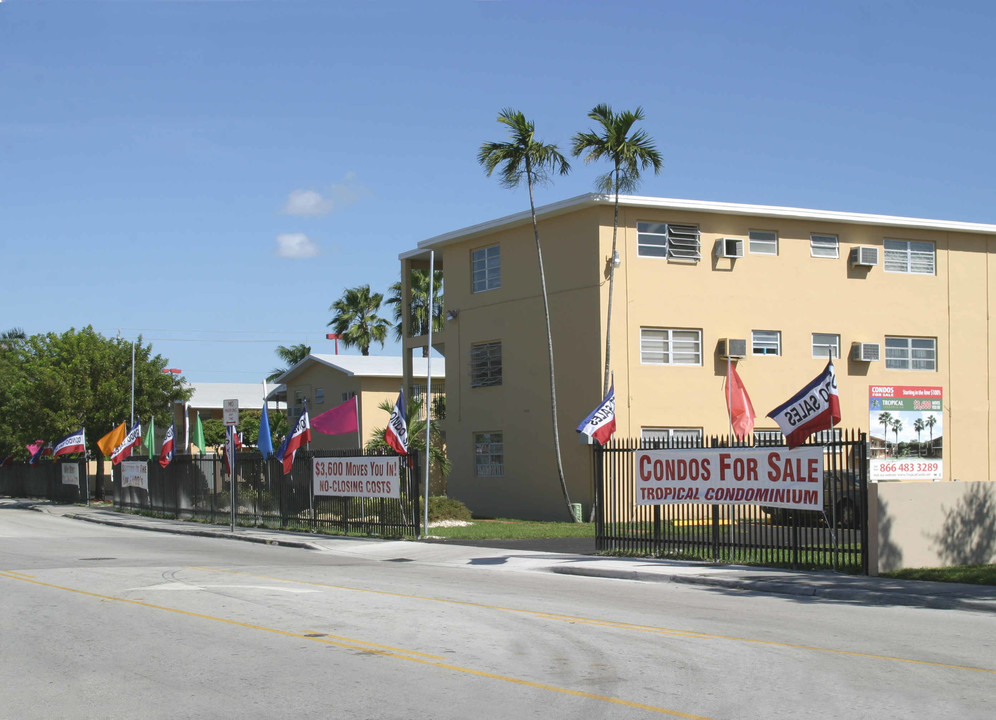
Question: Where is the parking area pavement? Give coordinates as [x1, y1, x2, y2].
[6, 498, 996, 614]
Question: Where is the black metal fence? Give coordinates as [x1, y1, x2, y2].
[594, 430, 869, 574]
[0, 458, 90, 503]
[2, 449, 422, 539]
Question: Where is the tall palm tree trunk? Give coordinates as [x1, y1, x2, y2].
[526, 165, 575, 521]
[603, 166, 621, 397]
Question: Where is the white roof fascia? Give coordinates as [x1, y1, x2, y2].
[401, 194, 996, 259]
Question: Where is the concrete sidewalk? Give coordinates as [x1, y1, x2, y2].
[8, 499, 996, 614]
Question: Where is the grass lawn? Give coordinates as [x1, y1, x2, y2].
[882, 565, 996, 586]
[428, 519, 595, 540]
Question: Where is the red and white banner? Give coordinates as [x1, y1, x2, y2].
[767, 361, 840, 449]
[635, 446, 824, 510]
[313, 456, 401, 498]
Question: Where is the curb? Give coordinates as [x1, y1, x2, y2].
[551, 565, 996, 614]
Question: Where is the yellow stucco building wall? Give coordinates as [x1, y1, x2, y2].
[402, 194, 996, 520]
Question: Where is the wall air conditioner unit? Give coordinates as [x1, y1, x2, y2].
[714, 237, 744, 259]
[718, 338, 748, 359]
[849, 246, 879, 267]
[851, 342, 881, 362]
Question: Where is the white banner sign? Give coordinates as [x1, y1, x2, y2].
[313, 456, 401, 498]
[61, 463, 80, 487]
[121, 461, 149, 490]
[635, 447, 824, 510]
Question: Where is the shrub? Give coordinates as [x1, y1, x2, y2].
[420, 495, 472, 522]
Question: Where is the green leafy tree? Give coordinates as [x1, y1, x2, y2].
[386, 269, 444, 356]
[0, 327, 191, 498]
[479, 108, 576, 521]
[328, 285, 391, 356]
[202, 418, 227, 450]
[572, 104, 663, 396]
[267, 343, 312, 382]
[365, 396, 449, 490]
[237, 408, 289, 451]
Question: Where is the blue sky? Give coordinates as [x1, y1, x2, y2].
[2, 1, 993, 384]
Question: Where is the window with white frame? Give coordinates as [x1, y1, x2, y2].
[811, 333, 840, 359]
[810, 234, 839, 258]
[752, 330, 781, 356]
[470, 341, 502, 387]
[753, 429, 785, 445]
[474, 432, 503, 477]
[749, 230, 778, 255]
[885, 336, 936, 370]
[637, 222, 701, 260]
[641, 427, 703, 448]
[641, 328, 702, 365]
[472, 245, 501, 293]
[884, 239, 935, 275]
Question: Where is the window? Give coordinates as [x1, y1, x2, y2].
[470, 341, 502, 387]
[472, 245, 501, 293]
[752, 330, 781, 356]
[641, 328, 702, 365]
[749, 230, 778, 255]
[637, 222, 701, 260]
[474, 432, 503, 477]
[811, 333, 840, 359]
[885, 337, 936, 370]
[641, 428, 703, 447]
[884, 239, 935, 275]
[753, 430, 785, 445]
[341, 391, 356, 402]
[810, 234, 839, 258]
[315, 388, 324, 404]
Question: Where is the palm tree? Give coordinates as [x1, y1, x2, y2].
[913, 417, 925, 456]
[878, 411, 893, 455]
[267, 343, 311, 382]
[925, 414, 938, 457]
[386, 269, 444, 357]
[478, 108, 576, 521]
[0, 327, 26, 352]
[572, 105, 663, 396]
[891, 418, 903, 453]
[328, 285, 391, 356]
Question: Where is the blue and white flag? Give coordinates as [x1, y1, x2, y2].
[53, 428, 86, 458]
[577, 384, 616, 446]
[384, 390, 408, 455]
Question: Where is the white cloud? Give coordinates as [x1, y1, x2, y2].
[275, 233, 320, 259]
[282, 172, 369, 216]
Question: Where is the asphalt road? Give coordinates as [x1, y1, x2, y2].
[2, 508, 994, 720]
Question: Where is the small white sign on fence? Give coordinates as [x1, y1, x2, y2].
[61, 463, 79, 487]
[223, 399, 239, 426]
[121, 461, 149, 490]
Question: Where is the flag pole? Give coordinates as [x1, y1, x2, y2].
[726, 356, 734, 443]
[823, 344, 841, 567]
[423, 249, 435, 538]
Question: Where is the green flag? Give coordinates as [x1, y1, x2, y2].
[142, 416, 156, 458]
[192, 412, 205, 455]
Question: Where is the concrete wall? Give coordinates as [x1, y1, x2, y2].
[868, 481, 996, 574]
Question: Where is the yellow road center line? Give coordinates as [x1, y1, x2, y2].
[192, 566, 996, 675]
[0, 571, 712, 719]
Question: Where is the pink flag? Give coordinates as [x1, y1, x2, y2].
[312, 396, 359, 435]
[725, 364, 756, 439]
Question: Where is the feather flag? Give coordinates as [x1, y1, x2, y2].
[276, 402, 311, 475]
[158, 423, 176, 468]
[725, 364, 756, 439]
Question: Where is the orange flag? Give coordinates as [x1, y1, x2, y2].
[725, 364, 756, 439]
[97, 422, 126, 457]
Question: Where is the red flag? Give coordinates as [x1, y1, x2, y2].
[311, 396, 358, 436]
[725, 364, 756, 439]
[158, 424, 176, 468]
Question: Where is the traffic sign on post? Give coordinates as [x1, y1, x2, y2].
[223, 399, 239, 426]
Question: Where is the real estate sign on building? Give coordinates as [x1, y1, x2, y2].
[868, 385, 943, 481]
[313, 456, 401, 498]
